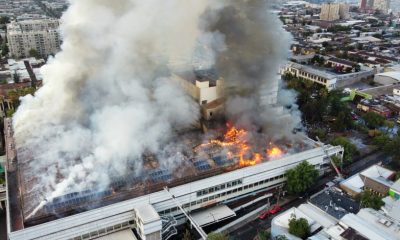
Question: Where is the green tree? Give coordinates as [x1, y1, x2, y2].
[207, 232, 228, 240]
[0, 16, 10, 25]
[373, 133, 390, 148]
[275, 235, 288, 240]
[331, 137, 358, 163]
[383, 135, 400, 165]
[360, 190, 384, 210]
[288, 217, 310, 239]
[257, 230, 270, 240]
[363, 112, 385, 129]
[6, 108, 15, 117]
[286, 161, 319, 194]
[384, 120, 395, 134]
[28, 48, 41, 58]
[1, 43, 8, 57]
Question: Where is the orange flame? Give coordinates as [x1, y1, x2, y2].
[267, 147, 283, 159]
[196, 124, 283, 167]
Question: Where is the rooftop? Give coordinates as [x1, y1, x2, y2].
[309, 187, 360, 220]
[340, 209, 400, 240]
[135, 204, 160, 224]
[376, 72, 400, 82]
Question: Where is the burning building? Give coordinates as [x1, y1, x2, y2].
[4, 1, 344, 240]
[5, 116, 344, 240]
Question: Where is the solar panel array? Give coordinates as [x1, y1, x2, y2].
[213, 156, 230, 166]
[193, 159, 212, 171]
[149, 169, 172, 183]
[43, 190, 112, 212]
[110, 174, 141, 188]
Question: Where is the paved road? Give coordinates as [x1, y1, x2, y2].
[228, 150, 388, 240]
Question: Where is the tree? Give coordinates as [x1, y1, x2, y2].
[6, 108, 15, 117]
[207, 232, 228, 240]
[384, 120, 395, 134]
[0, 16, 10, 25]
[363, 112, 385, 129]
[286, 161, 319, 194]
[331, 137, 358, 164]
[383, 135, 400, 166]
[257, 230, 270, 240]
[275, 235, 288, 240]
[373, 133, 390, 148]
[288, 217, 310, 239]
[28, 48, 41, 58]
[360, 190, 384, 210]
[183, 229, 192, 240]
[1, 43, 8, 57]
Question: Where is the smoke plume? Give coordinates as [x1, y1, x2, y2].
[12, 0, 300, 215]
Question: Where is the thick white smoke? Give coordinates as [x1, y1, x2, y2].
[13, 0, 227, 210]
[12, 0, 301, 218]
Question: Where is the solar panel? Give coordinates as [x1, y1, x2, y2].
[149, 169, 172, 183]
[193, 160, 211, 171]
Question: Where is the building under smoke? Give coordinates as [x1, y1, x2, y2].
[4, 0, 345, 239]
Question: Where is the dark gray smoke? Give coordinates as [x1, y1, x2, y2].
[199, 0, 297, 136]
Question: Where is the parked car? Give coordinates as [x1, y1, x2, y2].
[269, 204, 282, 214]
[258, 204, 282, 220]
[258, 210, 270, 220]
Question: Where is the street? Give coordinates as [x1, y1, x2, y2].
[228, 150, 388, 239]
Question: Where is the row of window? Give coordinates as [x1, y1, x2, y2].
[68, 221, 133, 240]
[159, 174, 286, 216]
[197, 179, 243, 197]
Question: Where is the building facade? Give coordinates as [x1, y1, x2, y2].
[320, 3, 349, 21]
[7, 19, 61, 58]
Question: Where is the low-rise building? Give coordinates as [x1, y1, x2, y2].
[281, 62, 374, 90]
[375, 72, 400, 85]
[340, 165, 395, 197]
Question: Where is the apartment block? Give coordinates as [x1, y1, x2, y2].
[7, 19, 61, 58]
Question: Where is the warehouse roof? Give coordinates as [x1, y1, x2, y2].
[376, 72, 400, 82]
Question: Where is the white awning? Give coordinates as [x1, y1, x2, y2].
[94, 229, 138, 240]
[191, 205, 236, 227]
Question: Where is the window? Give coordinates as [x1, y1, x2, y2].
[227, 190, 232, 195]
[106, 227, 113, 232]
[244, 185, 248, 190]
[82, 234, 90, 239]
[254, 182, 259, 186]
[99, 229, 106, 234]
[90, 232, 98, 237]
[114, 224, 121, 230]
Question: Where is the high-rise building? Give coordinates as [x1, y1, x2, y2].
[320, 3, 349, 21]
[373, 0, 391, 13]
[7, 19, 61, 58]
[360, 0, 391, 13]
